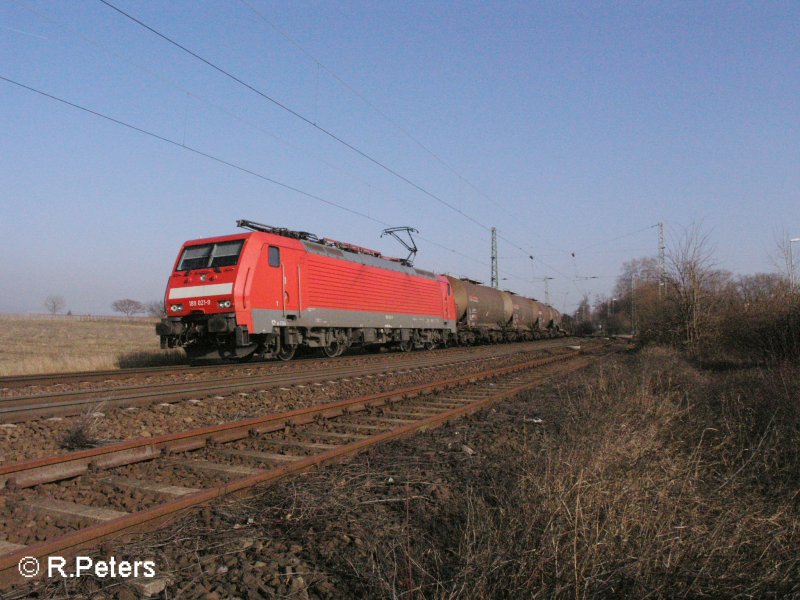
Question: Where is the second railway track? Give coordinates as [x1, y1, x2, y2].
[0, 340, 576, 423]
[0, 340, 568, 393]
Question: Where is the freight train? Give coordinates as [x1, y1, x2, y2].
[156, 220, 565, 361]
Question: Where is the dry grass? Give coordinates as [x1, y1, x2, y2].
[430, 349, 799, 598]
[0, 314, 184, 376]
[59, 407, 104, 450]
[246, 347, 799, 598]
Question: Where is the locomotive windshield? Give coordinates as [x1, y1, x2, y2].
[177, 240, 244, 271]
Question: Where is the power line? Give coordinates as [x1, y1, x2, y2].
[15, 3, 620, 295]
[33, 2, 512, 273]
[0, 75, 383, 225]
[20, 2, 430, 232]
[573, 224, 659, 253]
[0, 74, 495, 275]
[524, 246, 656, 258]
[99, 0, 536, 256]
[99, 1, 547, 265]
[9, 2, 589, 293]
[237, 0, 559, 247]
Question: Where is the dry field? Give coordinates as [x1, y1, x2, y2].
[0, 314, 183, 376]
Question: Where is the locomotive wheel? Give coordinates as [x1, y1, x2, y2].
[277, 345, 297, 361]
[323, 341, 341, 358]
[398, 340, 413, 352]
[424, 341, 437, 351]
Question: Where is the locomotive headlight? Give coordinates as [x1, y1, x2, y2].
[170, 304, 183, 312]
[218, 300, 232, 308]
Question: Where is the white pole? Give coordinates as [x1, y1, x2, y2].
[790, 238, 800, 290]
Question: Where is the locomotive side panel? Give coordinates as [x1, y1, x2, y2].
[244, 236, 307, 334]
[250, 240, 455, 334]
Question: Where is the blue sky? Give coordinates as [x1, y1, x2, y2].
[1, 1, 798, 315]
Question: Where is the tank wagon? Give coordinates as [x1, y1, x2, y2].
[445, 277, 563, 344]
[157, 220, 565, 361]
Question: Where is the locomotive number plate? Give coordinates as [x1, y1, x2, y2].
[188, 299, 212, 307]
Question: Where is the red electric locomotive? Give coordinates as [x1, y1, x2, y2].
[157, 220, 457, 361]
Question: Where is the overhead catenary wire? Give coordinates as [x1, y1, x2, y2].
[98, 0, 540, 262]
[0, 75, 500, 276]
[0, 76, 377, 223]
[19, 2, 435, 235]
[6, 7, 623, 307]
[24, 2, 542, 280]
[514, 224, 662, 298]
[237, 0, 571, 253]
[6, 6, 660, 309]
[574, 224, 659, 253]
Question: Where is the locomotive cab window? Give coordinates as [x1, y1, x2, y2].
[268, 246, 280, 267]
[177, 240, 244, 271]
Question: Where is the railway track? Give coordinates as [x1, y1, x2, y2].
[0, 340, 569, 392]
[0, 343, 602, 589]
[0, 340, 576, 423]
[0, 351, 408, 391]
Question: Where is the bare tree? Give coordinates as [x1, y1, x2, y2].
[43, 295, 66, 315]
[771, 231, 799, 289]
[112, 299, 145, 317]
[613, 257, 660, 299]
[571, 294, 594, 335]
[573, 294, 592, 323]
[735, 273, 790, 306]
[666, 223, 729, 348]
[145, 300, 166, 317]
